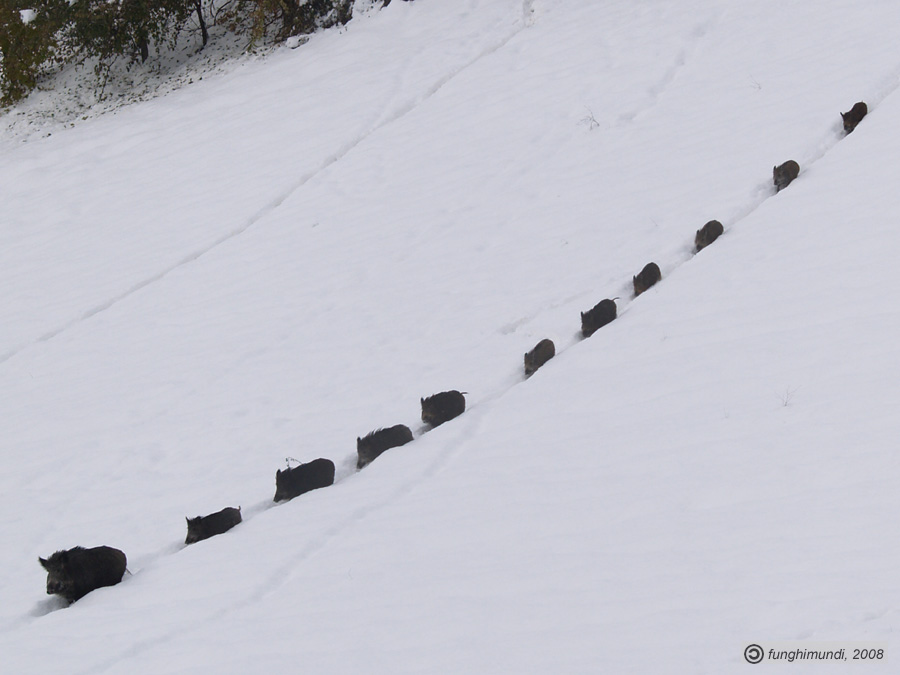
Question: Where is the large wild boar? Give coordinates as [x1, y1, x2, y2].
[694, 220, 724, 252]
[773, 160, 800, 192]
[274, 457, 335, 502]
[580, 298, 617, 338]
[841, 101, 867, 134]
[185, 506, 242, 544]
[356, 424, 414, 469]
[39, 545, 127, 603]
[524, 338, 555, 376]
[421, 390, 466, 428]
[633, 262, 661, 297]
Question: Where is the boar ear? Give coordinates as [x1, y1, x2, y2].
[39, 557, 49, 569]
[276, 468, 282, 476]
[420, 397, 425, 405]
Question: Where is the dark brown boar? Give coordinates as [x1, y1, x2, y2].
[633, 262, 661, 297]
[580, 299, 617, 338]
[185, 506, 242, 544]
[357, 424, 414, 469]
[773, 160, 800, 192]
[841, 101, 867, 134]
[421, 390, 466, 428]
[694, 220, 724, 252]
[524, 339, 555, 376]
[39, 546, 127, 603]
[274, 457, 335, 502]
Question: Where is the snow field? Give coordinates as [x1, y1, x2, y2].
[2, 0, 900, 672]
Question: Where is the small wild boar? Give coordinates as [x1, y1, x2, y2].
[185, 506, 242, 545]
[524, 338, 555, 376]
[694, 219, 724, 252]
[274, 457, 335, 502]
[421, 390, 466, 427]
[39, 545, 127, 603]
[773, 160, 800, 192]
[580, 298, 617, 338]
[841, 101, 867, 134]
[357, 424, 414, 469]
[633, 262, 661, 297]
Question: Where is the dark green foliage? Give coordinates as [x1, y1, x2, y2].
[0, 0, 354, 104]
[0, 0, 69, 103]
[242, 0, 353, 44]
[65, 0, 183, 64]
[1, 0, 199, 102]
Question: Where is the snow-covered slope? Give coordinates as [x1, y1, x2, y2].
[2, 0, 899, 672]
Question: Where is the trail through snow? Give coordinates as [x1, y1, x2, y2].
[3, 1, 900, 673]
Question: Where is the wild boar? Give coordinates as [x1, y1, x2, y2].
[841, 101, 867, 134]
[694, 219, 724, 252]
[274, 457, 335, 502]
[421, 390, 466, 427]
[581, 298, 617, 338]
[524, 338, 555, 376]
[357, 424, 414, 469]
[773, 160, 800, 192]
[633, 262, 661, 297]
[39, 545, 127, 603]
[185, 506, 242, 545]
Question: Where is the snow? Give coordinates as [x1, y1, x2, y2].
[2, 0, 899, 672]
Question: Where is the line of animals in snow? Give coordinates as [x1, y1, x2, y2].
[37, 101, 869, 605]
[37, 389, 468, 605]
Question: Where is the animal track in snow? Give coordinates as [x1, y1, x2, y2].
[0, 4, 537, 373]
[615, 12, 719, 127]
